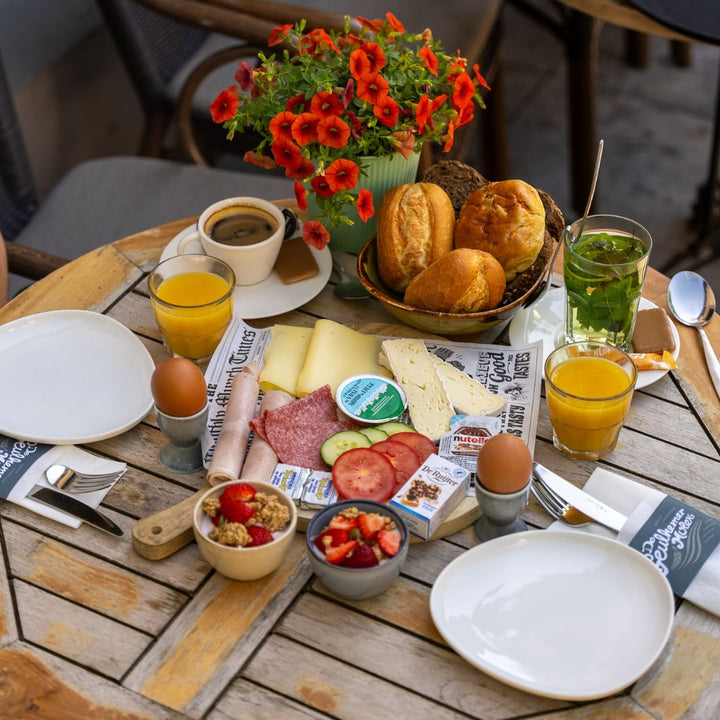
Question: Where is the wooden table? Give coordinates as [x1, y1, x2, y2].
[1, 217, 719, 719]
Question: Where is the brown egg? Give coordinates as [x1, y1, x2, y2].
[477, 433, 532, 494]
[151, 358, 207, 417]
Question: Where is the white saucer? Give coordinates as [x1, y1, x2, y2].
[508, 286, 680, 389]
[160, 225, 332, 319]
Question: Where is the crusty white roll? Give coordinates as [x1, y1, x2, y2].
[404, 248, 506, 313]
[376, 182, 455, 292]
[454, 179, 546, 281]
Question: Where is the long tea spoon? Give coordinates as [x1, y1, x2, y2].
[667, 270, 720, 398]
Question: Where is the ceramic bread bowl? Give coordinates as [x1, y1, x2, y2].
[306, 499, 410, 600]
[193, 480, 297, 581]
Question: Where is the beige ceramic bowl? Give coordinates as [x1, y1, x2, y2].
[193, 480, 297, 581]
[357, 233, 557, 336]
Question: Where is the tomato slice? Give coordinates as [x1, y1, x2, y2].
[332, 448, 397, 502]
[390, 432, 436, 463]
[371, 439, 421, 492]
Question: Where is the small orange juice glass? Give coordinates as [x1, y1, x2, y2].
[148, 255, 235, 365]
[545, 341, 637, 460]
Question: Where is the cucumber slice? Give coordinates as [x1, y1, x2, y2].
[358, 427, 388, 444]
[373, 421, 415, 436]
[321, 430, 371, 466]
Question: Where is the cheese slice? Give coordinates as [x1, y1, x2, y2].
[295, 319, 391, 397]
[378, 338, 453, 441]
[259, 325, 313, 395]
[430, 355, 506, 416]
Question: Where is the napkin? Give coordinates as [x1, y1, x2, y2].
[0, 437, 125, 529]
[548, 468, 720, 617]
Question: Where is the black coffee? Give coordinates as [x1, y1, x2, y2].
[207, 207, 278, 246]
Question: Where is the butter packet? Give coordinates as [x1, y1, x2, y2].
[267, 463, 309, 505]
[301, 470, 339, 509]
[389, 454, 470, 541]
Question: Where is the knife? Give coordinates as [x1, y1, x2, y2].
[532, 463, 627, 532]
[29, 487, 124, 536]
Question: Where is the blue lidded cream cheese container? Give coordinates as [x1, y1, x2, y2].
[336, 374, 407, 424]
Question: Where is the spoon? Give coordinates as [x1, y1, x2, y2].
[667, 270, 720, 399]
[332, 257, 370, 299]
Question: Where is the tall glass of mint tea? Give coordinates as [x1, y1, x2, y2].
[563, 215, 652, 351]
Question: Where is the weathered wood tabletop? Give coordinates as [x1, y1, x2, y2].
[0, 217, 719, 719]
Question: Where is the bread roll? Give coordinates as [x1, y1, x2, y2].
[376, 182, 455, 292]
[454, 180, 545, 281]
[404, 248, 506, 313]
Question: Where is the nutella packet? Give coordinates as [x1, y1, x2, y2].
[437, 415, 502, 495]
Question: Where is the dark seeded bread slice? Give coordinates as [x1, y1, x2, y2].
[422, 160, 488, 216]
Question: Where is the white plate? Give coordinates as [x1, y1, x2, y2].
[160, 225, 332, 319]
[430, 531, 674, 700]
[508, 286, 681, 389]
[0, 310, 155, 444]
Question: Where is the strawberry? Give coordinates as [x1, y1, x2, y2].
[313, 528, 350, 552]
[226, 482, 256, 502]
[219, 493, 255, 524]
[357, 512, 385, 540]
[247, 526, 274, 546]
[342, 543, 379, 568]
[325, 540, 359, 565]
[328, 514, 359, 532]
[377, 529, 401, 557]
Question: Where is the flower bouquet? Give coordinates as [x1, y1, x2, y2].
[211, 13, 489, 250]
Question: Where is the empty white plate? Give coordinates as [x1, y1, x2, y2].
[430, 531, 674, 700]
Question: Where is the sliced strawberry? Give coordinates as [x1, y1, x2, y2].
[325, 540, 359, 565]
[219, 494, 255, 524]
[313, 528, 350, 552]
[342, 543, 379, 568]
[226, 482, 256, 502]
[247, 526, 274, 546]
[357, 512, 386, 540]
[328, 513, 360, 532]
[377, 529, 401, 557]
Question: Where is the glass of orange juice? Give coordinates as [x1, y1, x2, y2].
[148, 255, 235, 365]
[545, 341, 638, 460]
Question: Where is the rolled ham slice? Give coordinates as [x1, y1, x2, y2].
[241, 389, 293, 482]
[207, 362, 260, 486]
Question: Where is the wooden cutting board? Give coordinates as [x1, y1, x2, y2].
[131, 322, 482, 560]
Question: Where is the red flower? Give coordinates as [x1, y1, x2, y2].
[234, 62, 255, 92]
[385, 12, 405, 34]
[389, 131, 416, 159]
[360, 42, 386, 72]
[452, 71, 475, 110]
[317, 115, 350, 148]
[270, 137, 302, 170]
[419, 46, 438, 76]
[473, 64, 491, 91]
[291, 112, 320, 146]
[357, 189, 374, 222]
[286, 94, 307, 112]
[349, 48, 371, 81]
[430, 94, 448, 113]
[269, 111, 296, 140]
[299, 28, 340, 57]
[310, 90, 343, 117]
[243, 150, 276, 169]
[311, 174, 335, 197]
[346, 111, 364, 141]
[457, 102, 474, 127]
[415, 95, 431, 134]
[337, 33, 363, 51]
[373, 96, 399, 128]
[355, 15, 384, 33]
[444, 121, 455, 152]
[210, 87, 238, 123]
[303, 221, 331, 250]
[269, 24, 292, 46]
[356, 72, 389, 106]
[342, 79, 355, 108]
[285, 157, 315, 179]
[294, 180, 307, 211]
[325, 158, 359, 192]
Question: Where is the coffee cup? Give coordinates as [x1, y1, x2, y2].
[182, 197, 286, 286]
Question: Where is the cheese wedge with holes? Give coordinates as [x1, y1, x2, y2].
[259, 325, 313, 395]
[378, 338, 454, 441]
[430, 355, 506, 416]
[295, 319, 391, 397]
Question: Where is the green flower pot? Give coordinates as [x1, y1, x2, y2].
[306, 151, 421, 254]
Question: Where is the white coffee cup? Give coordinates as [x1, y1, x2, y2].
[181, 197, 286, 286]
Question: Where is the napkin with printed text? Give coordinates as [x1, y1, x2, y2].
[548, 468, 720, 617]
[0, 435, 125, 528]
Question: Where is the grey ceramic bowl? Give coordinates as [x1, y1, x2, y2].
[306, 499, 409, 600]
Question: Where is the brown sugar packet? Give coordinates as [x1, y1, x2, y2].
[274, 236, 319, 284]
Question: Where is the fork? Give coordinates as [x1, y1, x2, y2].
[44, 464, 124, 494]
[530, 477, 615, 531]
